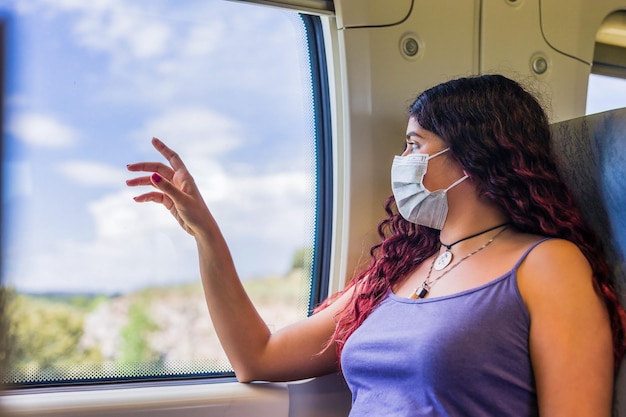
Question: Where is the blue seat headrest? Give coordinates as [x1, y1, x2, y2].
[550, 107, 626, 414]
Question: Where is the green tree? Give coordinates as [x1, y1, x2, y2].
[291, 246, 313, 271]
[119, 299, 160, 366]
[3, 290, 102, 382]
[0, 288, 14, 382]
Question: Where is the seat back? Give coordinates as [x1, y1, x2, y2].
[550, 107, 626, 415]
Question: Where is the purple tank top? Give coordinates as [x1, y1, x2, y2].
[341, 239, 549, 417]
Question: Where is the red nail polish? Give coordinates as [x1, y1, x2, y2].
[152, 173, 161, 183]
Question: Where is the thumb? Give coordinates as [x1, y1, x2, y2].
[151, 172, 184, 200]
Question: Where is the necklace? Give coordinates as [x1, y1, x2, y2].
[411, 226, 509, 299]
[434, 222, 509, 271]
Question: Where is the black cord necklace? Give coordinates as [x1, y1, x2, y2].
[433, 222, 510, 271]
[412, 226, 509, 299]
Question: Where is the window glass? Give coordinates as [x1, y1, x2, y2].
[1, 0, 321, 385]
[586, 73, 626, 114]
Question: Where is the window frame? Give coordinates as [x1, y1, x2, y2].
[228, 0, 335, 16]
[302, 14, 333, 309]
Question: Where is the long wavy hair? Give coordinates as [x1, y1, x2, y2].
[316, 74, 626, 372]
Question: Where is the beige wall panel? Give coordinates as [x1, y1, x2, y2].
[481, 0, 591, 121]
[540, 0, 626, 61]
[335, 0, 478, 283]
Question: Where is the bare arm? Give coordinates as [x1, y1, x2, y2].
[127, 137, 345, 382]
[519, 239, 614, 417]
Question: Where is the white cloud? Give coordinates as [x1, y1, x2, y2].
[73, 6, 172, 60]
[90, 189, 179, 240]
[7, 187, 200, 294]
[181, 24, 225, 57]
[21, 0, 173, 60]
[9, 230, 199, 294]
[209, 170, 315, 243]
[8, 112, 78, 147]
[132, 107, 243, 157]
[57, 160, 129, 187]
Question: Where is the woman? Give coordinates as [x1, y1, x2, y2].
[127, 74, 626, 416]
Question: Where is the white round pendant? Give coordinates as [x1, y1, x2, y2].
[434, 250, 452, 271]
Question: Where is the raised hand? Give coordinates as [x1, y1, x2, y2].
[126, 137, 213, 237]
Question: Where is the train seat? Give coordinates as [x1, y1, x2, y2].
[550, 107, 626, 415]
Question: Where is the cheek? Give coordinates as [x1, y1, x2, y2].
[424, 161, 465, 190]
[423, 170, 449, 191]
[422, 171, 436, 190]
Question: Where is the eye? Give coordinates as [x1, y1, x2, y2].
[404, 141, 421, 153]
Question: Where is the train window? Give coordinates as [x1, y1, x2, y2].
[0, 0, 330, 387]
[587, 11, 626, 114]
[586, 73, 626, 114]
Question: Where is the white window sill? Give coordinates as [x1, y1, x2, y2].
[0, 373, 351, 417]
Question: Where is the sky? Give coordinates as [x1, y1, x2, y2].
[1, 0, 316, 294]
[1, 1, 626, 295]
[586, 73, 626, 115]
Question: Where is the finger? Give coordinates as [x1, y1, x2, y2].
[132, 191, 175, 211]
[127, 162, 175, 180]
[132, 191, 164, 203]
[152, 137, 189, 172]
[126, 176, 154, 187]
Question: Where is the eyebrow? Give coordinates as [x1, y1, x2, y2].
[405, 131, 424, 140]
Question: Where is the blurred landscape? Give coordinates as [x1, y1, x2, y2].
[1, 261, 312, 385]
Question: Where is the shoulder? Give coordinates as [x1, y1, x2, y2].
[516, 237, 597, 314]
[518, 238, 591, 283]
[520, 238, 590, 274]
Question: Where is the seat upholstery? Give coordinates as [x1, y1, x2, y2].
[550, 107, 626, 415]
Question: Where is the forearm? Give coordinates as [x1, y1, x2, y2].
[194, 222, 272, 381]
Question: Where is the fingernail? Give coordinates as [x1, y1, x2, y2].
[151, 173, 161, 183]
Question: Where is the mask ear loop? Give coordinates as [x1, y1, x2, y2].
[427, 147, 450, 160]
[445, 175, 469, 191]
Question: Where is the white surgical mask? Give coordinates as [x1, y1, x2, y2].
[391, 148, 468, 230]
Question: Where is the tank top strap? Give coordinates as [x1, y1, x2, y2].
[511, 237, 554, 273]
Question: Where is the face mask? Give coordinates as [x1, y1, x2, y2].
[391, 148, 468, 230]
